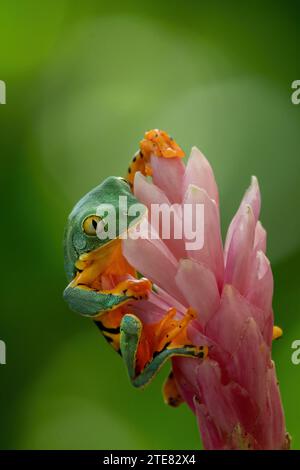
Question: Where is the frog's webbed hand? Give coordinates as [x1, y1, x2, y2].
[120, 308, 208, 389]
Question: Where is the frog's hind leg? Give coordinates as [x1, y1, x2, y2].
[120, 314, 143, 381]
[130, 342, 206, 389]
[120, 309, 208, 389]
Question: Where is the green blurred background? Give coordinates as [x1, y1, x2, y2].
[1, 0, 300, 449]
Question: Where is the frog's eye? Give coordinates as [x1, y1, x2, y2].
[82, 215, 101, 236]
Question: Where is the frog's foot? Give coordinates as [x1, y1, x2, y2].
[120, 307, 208, 389]
[140, 129, 185, 159]
[126, 129, 185, 188]
[147, 307, 207, 360]
[141, 307, 209, 372]
[163, 370, 184, 407]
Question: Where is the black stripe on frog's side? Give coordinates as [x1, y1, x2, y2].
[93, 322, 122, 356]
[102, 333, 114, 343]
[94, 321, 120, 335]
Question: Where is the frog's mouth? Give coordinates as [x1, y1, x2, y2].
[71, 238, 136, 292]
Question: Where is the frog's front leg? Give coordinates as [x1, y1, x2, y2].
[120, 308, 208, 389]
[64, 278, 152, 357]
[63, 277, 152, 317]
[63, 284, 130, 317]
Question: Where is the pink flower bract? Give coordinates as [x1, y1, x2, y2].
[122, 145, 289, 450]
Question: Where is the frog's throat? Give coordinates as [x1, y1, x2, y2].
[71, 238, 136, 291]
[69, 237, 152, 311]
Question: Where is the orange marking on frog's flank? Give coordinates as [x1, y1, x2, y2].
[93, 277, 152, 351]
[135, 307, 206, 374]
[163, 371, 184, 407]
[126, 129, 185, 188]
[94, 307, 124, 352]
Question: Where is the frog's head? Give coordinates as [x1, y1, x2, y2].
[64, 176, 146, 282]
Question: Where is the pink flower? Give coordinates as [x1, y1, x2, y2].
[122, 144, 289, 450]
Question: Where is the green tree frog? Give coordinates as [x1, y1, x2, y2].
[63, 175, 207, 401]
